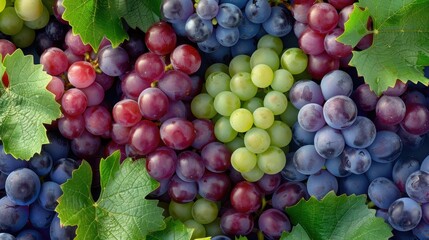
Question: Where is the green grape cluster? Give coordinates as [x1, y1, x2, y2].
[0, 0, 51, 48]
[191, 34, 309, 182]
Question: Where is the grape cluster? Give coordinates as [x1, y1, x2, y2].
[289, 66, 429, 235]
[0, 0, 67, 48]
[0, 133, 78, 239]
[160, 0, 294, 61]
[291, 0, 373, 80]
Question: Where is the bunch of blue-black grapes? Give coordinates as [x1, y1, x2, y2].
[160, 0, 293, 61]
[288, 68, 429, 238]
[0, 132, 77, 239]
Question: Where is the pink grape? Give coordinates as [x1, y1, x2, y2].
[67, 61, 96, 88]
[170, 44, 201, 75]
[121, 70, 151, 100]
[307, 3, 339, 34]
[138, 87, 169, 120]
[61, 88, 87, 117]
[110, 123, 131, 145]
[40, 47, 68, 75]
[80, 82, 104, 106]
[112, 99, 142, 127]
[65, 30, 92, 56]
[146, 147, 177, 181]
[298, 27, 326, 55]
[160, 117, 196, 150]
[58, 114, 85, 139]
[83, 106, 112, 137]
[46, 76, 65, 101]
[128, 120, 161, 155]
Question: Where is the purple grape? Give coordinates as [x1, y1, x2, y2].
[341, 116, 376, 148]
[5, 168, 41, 206]
[367, 131, 402, 163]
[168, 175, 197, 203]
[406, 170, 429, 203]
[306, 170, 338, 199]
[314, 125, 345, 159]
[393, 156, 420, 192]
[388, 197, 422, 231]
[320, 70, 353, 100]
[258, 208, 292, 239]
[293, 145, 326, 175]
[323, 95, 357, 130]
[198, 171, 230, 202]
[201, 142, 231, 173]
[340, 146, 372, 175]
[145, 147, 177, 181]
[338, 174, 369, 195]
[368, 177, 401, 209]
[297, 103, 325, 132]
[98, 45, 130, 77]
[289, 80, 324, 109]
[158, 70, 193, 101]
[176, 151, 205, 182]
[272, 182, 308, 210]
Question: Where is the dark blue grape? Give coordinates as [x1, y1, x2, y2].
[0, 196, 29, 232]
[314, 125, 345, 159]
[5, 168, 41, 206]
[341, 146, 372, 175]
[161, 0, 194, 23]
[406, 170, 429, 203]
[393, 156, 420, 192]
[38, 181, 62, 211]
[413, 220, 429, 240]
[42, 131, 70, 161]
[281, 152, 308, 182]
[388, 197, 422, 231]
[45, 18, 69, 42]
[365, 161, 394, 182]
[341, 116, 376, 149]
[231, 38, 257, 56]
[0, 233, 15, 240]
[245, 0, 271, 24]
[292, 122, 315, 147]
[16, 229, 43, 240]
[262, 6, 293, 37]
[368, 177, 401, 209]
[29, 201, 55, 229]
[0, 145, 27, 174]
[50, 214, 76, 240]
[238, 14, 260, 40]
[50, 158, 78, 185]
[306, 170, 338, 200]
[28, 150, 53, 177]
[215, 26, 240, 47]
[325, 156, 351, 178]
[185, 14, 213, 42]
[197, 33, 221, 53]
[216, 3, 243, 29]
[220, 0, 247, 8]
[367, 131, 403, 163]
[338, 174, 369, 195]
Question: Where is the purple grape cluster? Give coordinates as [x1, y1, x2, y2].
[160, 0, 294, 61]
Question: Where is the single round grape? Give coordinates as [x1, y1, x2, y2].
[5, 168, 41, 205]
[388, 197, 422, 231]
[230, 108, 253, 132]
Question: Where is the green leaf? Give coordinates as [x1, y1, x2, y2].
[338, 0, 429, 95]
[62, 0, 161, 51]
[284, 192, 392, 240]
[280, 224, 311, 240]
[336, 4, 371, 47]
[147, 217, 193, 240]
[56, 151, 166, 240]
[235, 236, 249, 240]
[0, 49, 61, 160]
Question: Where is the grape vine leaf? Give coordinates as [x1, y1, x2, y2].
[147, 217, 193, 240]
[280, 224, 310, 240]
[283, 192, 393, 240]
[62, 0, 162, 51]
[337, 0, 429, 95]
[56, 151, 166, 240]
[0, 49, 61, 160]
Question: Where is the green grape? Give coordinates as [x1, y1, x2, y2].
[184, 219, 206, 240]
[42, 0, 54, 14]
[263, 90, 288, 115]
[169, 200, 194, 222]
[241, 164, 264, 182]
[271, 69, 294, 93]
[205, 71, 231, 97]
[230, 72, 258, 101]
[257, 35, 283, 55]
[0, 7, 23, 35]
[230, 108, 253, 133]
[11, 25, 35, 48]
[229, 54, 251, 77]
[214, 116, 238, 143]
[243, 97, 263, 112]
[205, 63, 229, 79]
[281, 48, 308, 75]
[280, 103, 299, 128]
[14, 0, 44, 21]
[251, 64, 273, 88]
[267, 120, 292, 148]
[250, 47, 279, 71]
[191, 93, 217, 119]
[244, 127, 271, 154]
[191, 198, 218, 225]
[204, 218, 222, 237]
[253, 107, 274, 129]
[231, 147, 257, 173]
[225, 135, 244, 152]
[213, 91, 240, 116]
[24, 5, 49, 29]
[0, 0, 6, 12]
[257, 146, 286, 174]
